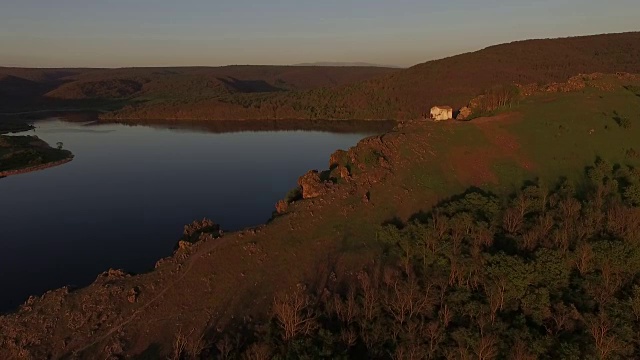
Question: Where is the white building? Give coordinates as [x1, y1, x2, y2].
[430, 106, 453, 121]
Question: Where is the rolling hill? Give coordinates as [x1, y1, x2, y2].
[106, 32, 640, 121]
[2, 32, 639, 121]
[0, 66, 398, 114]
[3, 71, 640, 359]
[3, 32, 640, 358]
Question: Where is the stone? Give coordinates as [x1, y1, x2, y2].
[338, 165, 351, 180]
[99, 269, 129, 280]
[329, 150, 348, 169]
[177, 240, 192, 250]
[456, 106, 472, 120]
[378, 156, 391, 169]
[127, 287, 139, 303]
[298, 170, 325, 199]
[275, 200, 289, 214]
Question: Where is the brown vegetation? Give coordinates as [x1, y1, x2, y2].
[0, 65, 397, 114]
[3, 32, 640, 121]
[1, 33, 640, 359]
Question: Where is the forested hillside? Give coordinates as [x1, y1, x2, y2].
[0, 66, 397, 114]
[205, 162, 640, 359]
[107, 32, 640, 121]
[3, 32, 639, 121]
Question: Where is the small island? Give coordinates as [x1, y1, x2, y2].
[0, 123, 74, 178]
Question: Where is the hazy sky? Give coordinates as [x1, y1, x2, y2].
[1, 0, 638, 68]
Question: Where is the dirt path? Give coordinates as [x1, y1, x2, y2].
[75, 235, 231, 356]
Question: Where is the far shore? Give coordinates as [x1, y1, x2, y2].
[101, 117, 398, 134]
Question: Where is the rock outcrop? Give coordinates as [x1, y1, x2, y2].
[298, 170, 328, 199]
[456, 106, 472, 120]
[329, 150, 348, 169]
[338, 165, 351, 180]
[275, 200, 289, 214]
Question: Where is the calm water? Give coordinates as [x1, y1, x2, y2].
[0, 118, 385, 312]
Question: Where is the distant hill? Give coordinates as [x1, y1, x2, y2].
[283, 31, 640, 120]
[105, 32, 640, 121]
[2, 32, 640, 120]
[293, 62, 403, 68]
[0, 65, 398, 113]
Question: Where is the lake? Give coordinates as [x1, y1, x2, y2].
[0, 118, 392, 312]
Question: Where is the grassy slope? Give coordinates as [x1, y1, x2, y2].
[3, 32, 639, 121]
[1, 75, 639, 358]
[109, 32, 640, 120]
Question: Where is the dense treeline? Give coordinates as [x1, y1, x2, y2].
[179, 160, 640, 359]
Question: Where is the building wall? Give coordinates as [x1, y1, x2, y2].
[430, 107, 452, 121]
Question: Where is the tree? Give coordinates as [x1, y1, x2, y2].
[272, 287, 317, 342]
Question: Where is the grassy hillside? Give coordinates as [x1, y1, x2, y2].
[105, 32, 640, 121]
[2, 74, 639, 358]
[3, 32, 639, 121]
[358, 31, 640, 118]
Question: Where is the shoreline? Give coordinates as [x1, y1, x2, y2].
[102, 117, 399, 134]
[0, 156, 74, 178]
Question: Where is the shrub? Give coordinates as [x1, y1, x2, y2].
[181, 218, 221, 243]
[284, 187, 303, 203]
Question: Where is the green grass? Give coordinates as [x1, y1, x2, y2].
[508, 86, 640, 183]
[491, 160, 530, 192]
[380, 79, 640, 225]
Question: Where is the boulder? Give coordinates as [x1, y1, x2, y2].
[456, 107, 472, 120]
[275, 200, 289, 214]
[127, 287, 140, 303]
[298, 170, 325, 199]
[329, 149, 348, 169]
[177, 240, 192, 250]
[99, 269, 129, 280]
[339, 165, 351, 180]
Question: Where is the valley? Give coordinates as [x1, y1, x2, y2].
[2, 65, 640, 358]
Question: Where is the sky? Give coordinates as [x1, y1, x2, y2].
[0, 0, 638, 68]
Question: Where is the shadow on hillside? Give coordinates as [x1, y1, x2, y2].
[217, 76, 286, 93]
[381, 159, 628, 235]
[0, 76, 75, 111]
[132, 343, 162, 360]
[0, 70, 146, 115]
[0, 97, 146, 122]
[623, 85, 640, 98]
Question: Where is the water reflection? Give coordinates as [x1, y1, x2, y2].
[0, 118, 391, 312]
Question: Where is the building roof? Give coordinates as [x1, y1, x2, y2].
[431, 105, 453, 110]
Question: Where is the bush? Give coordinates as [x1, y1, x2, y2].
[207, 161, 640, 359]
[284, 187, 303, 203]
[181, 218, 221, 244]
